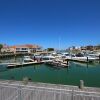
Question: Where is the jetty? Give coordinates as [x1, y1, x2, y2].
[67, 57, 99, 63]
[0, 61, 43, 68]
[67, 58, 90, 63]
[0, 80, 100, 100]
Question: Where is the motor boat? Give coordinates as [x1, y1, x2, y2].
[23, 56, 34, 62]
[45, 58, 69, 67]
[42, 55, 55, 62]
[72, 53, 97, 62]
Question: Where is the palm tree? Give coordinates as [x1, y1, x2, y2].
[0, 44, 3, 53]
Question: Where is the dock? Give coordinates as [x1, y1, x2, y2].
[67, 59, 89, 63]
[67, 57, 99, 63]
[0, 61, 44, 68]
[8, 62, 44, 68]
[0, 80, 100, 100]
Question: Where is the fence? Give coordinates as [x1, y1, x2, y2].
[0, 80, 100, 100]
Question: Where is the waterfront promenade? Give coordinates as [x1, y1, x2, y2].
[0, 80, 100, 100]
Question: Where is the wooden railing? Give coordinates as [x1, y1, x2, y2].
[0, 80, 100, 100]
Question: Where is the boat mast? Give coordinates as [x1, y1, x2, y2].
[59, 37, 61, 50]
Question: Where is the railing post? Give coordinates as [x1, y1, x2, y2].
[79, 80, 84, 89]
[71, 90, 74, 100]
[18, 86, 22, 100]
[22, 77, 29, 85]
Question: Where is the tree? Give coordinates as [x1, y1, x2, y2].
[86, 45, 94, 51]
[47, 48, 54, 52]
[0, 44, 3, 53]
[95, 44, 100, 50]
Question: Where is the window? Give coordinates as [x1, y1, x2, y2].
[16, 48, 20, 50]
[21, 48, 28, 50]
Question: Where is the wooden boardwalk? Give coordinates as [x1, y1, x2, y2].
[0, 80, 100, 100]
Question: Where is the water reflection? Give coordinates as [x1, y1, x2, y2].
[72, 62, 98, 68]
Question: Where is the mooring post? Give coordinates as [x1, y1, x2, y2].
[87, 57, 88, 62]
[67, 60, 69, 65]
[99, 55, 100, 63]
[15, 54, 16, 63]
[79, 80, 84, 89]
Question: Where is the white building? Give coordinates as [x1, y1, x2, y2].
[1, 44, 42, 53]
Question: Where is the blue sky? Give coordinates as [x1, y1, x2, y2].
[0, 0, 100, 49]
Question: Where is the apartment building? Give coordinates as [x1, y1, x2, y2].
[1, 44, 42, 53]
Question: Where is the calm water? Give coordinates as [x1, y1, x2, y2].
[0, 60, 100, 87]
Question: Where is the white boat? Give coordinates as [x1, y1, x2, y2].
[88, 53, 100, 59]
[45, 60, 69, 67]
[23, 56, 34, 62]
[45, 57, 69, 67]
[72, 56, 97, 62]
[31, 54, 42, 59]
[62, 53, 72, 59]
[42, 55, 55, 62]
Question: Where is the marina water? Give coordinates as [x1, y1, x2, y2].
[0, 56, 100, 87]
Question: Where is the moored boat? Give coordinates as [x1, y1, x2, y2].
[23, 56, 34, 62]
[42, 55, 55, 62]
[45, 60, 69, 68]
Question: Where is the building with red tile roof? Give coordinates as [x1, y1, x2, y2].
[1, 44, 42, 53]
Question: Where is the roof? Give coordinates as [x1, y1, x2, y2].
[10, 44, 41, 49]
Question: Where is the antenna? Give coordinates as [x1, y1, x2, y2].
[59, 37, 61, 50]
